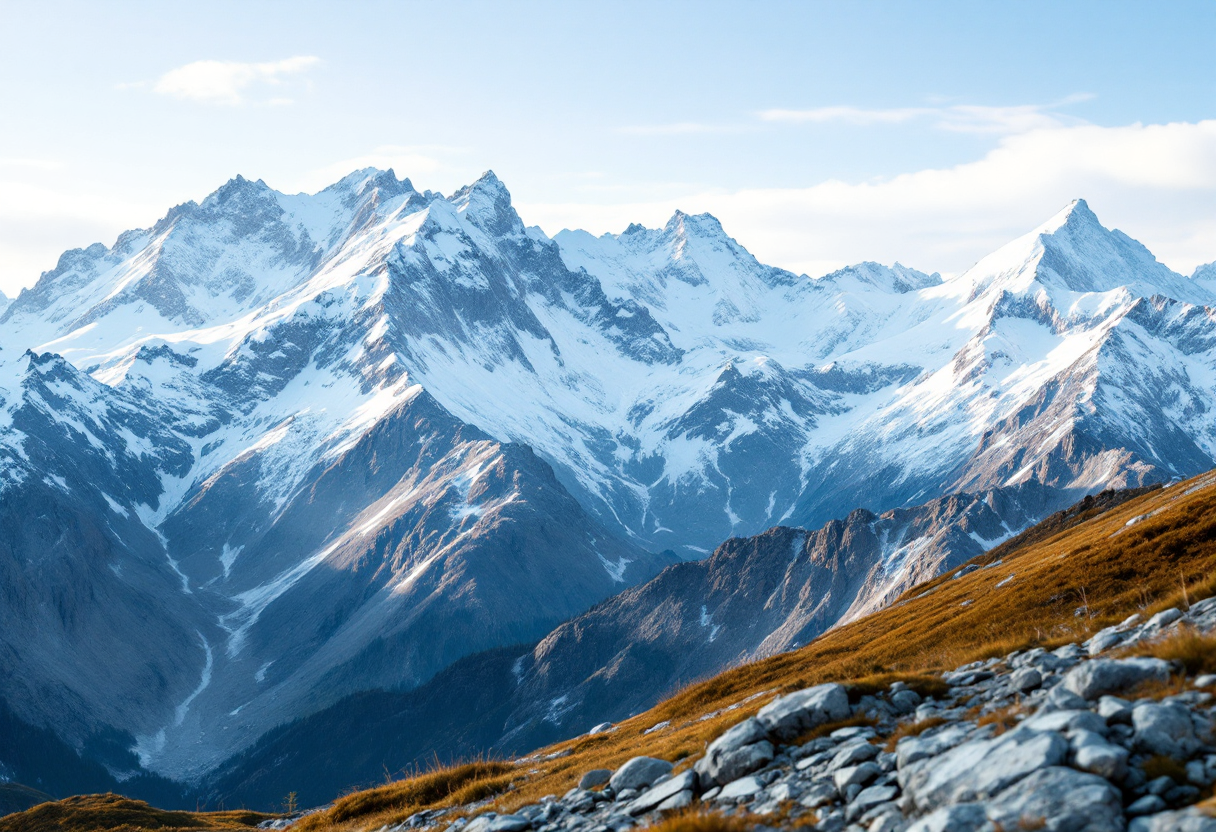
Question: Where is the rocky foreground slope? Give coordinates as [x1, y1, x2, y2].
[439, 602, 1216, 832]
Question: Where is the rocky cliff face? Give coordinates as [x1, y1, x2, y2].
[1, 169, 1214, 787]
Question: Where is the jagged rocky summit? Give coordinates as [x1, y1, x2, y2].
[1, 167, 1215, 788]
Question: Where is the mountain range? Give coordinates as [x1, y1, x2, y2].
[0, 168, 1214, 806]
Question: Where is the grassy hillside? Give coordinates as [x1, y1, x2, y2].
[0, 794, 273, 832]
[8, 470, 1216, 831]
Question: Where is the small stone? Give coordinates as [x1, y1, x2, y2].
[656, 790, 692, 812]
[1018, 708, 1107, 736]
[1072, 737, 1129, 780]
[890, 689, 922, 714]
[1043, 684, 1089, 712]
[1145, 608, 1184, 629]
[1196, 674, 1216, 688]
[609, 757, 673, 793]
[1087, 627, 1126, 656]
[799, 781, 837, 809]
[625, 771, 697, 816]
[1129, 808, 1216, 832]
[701, 787, 721, 801]
[1098, 695, 1133, 724]
[1133, 701, 1200, 757]
[834, 762, 880, 793]
[579, 769, 612, 790]
[1187, 759, 1213, 785]
[716, 775, 764, 801]
[1010, 666, 1042, 692]
[850, 784, 898, 812]
[1126, 794, 1168, 816]
[486, 815, 532, 832]
[1146, 775, 1174, 796]
[830, 740, 880, 770]
[903, 803, 989, 832]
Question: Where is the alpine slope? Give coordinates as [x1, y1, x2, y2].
[0, 167, 1214, 785]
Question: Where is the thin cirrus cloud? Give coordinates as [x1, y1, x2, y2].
[758, 95, 1094, 134]
[616, 122, 755, 136]
[151, 56, 321, 105]
[519, 119, 1216, 280]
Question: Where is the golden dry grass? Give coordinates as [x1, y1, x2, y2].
[1141, 754, 1189, 783]
[1131, 626, 1216, 676]
[646, 808, 756, 832]
[290, 762, 516, 832]
[28, 471, 1216, 832]
[883, 717, 948, 752]
[0, 794, 273, 832]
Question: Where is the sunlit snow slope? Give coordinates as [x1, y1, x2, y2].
[0, 169, 1213, 782]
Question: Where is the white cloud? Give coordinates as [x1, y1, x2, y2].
[616, 122, 753, 136]
[518, 119, 1216, 278]
[759, 95, 1093, 135]
[153, 56, 320, 105]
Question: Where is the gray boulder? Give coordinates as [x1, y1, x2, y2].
[694, 717, 775, 786]
[608, 756, 673, 792]
[756, 683, 851, 741]
[896, 724, 971, 769]
[985, 767, 1123, 832]
[1011, 666, 1043, 692]
[904, 803, 991, 832]
[625, 770, 697, 815]
[1129, 807, 1216, 832]
[830, 740, 879, 770]
[1062, 658, 1171, 700]
[1070, 730, 1129, 780]
[578, 769, 612, 790]
[899, 729, 1068, 811]
[833, 761, 880, 792]
[1133, 701, 1200, 758]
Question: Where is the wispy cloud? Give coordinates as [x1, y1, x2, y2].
[520, 119, 1216, 279]
[760, 95, 1094, 135]
[616, 122, 753, 136]
[0, 157, 63, 171]
[150, 56, 321, 105]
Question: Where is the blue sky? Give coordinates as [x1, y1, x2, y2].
[1, 0, 1214, 294]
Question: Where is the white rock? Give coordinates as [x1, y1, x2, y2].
[756, 683, 851, 741]
[834, 762, 880, 792]
[609, 756, 673, 792]
[1062, 657, 1171, 699]
[985, 766, 1122, 832]
[625, 770, 697, 815]
[1133, 701, 1200, 757]
[899, 729, 1068, 811]
[715, 774, 764, 801]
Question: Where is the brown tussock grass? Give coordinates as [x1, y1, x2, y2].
[648, 808, 761, 832]
[975, 703, 1027, 736]
[291, 762, 515, 832]
[0, 794, 273, 832]
[884, 716, 949, 752]
[1142, 754, 1189, 783]
[1130, 626, 1216, 676]
[791, 715, 878, 746]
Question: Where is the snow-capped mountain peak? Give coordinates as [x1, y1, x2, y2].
[4, 170, 1216, 789]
